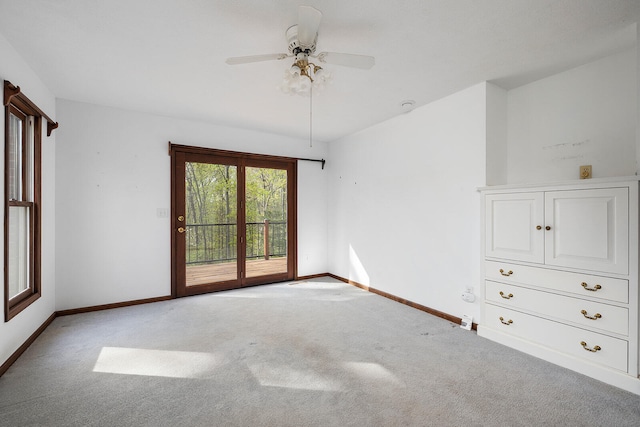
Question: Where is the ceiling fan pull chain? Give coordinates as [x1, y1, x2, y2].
[309, 85, 313, 148]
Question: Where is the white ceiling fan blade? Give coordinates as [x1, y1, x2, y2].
[315, 52, 375, 69]
[226, 53, 289, 65]
[297, 6, 322, 48]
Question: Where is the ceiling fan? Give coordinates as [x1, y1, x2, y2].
[225, 5, 375, 95]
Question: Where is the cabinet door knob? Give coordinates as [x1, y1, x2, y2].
[545, 226, 551, 231]
[499, 291, 514, 300]
[499, 316, 513, 325]
[581, 282, 602, 292]
[536, 225, 542, 230]
[580, 310, 602, 320]
[580, 341, 601, 352]
[499, 269, 513, 277]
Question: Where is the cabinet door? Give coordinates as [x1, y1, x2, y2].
[544, 188, 628, 274]
[485, 192, 544, 263]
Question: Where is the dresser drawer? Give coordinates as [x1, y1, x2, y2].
[485, 260, 628, 303]
[485, 281, 628, 335]
[484, 304, 628, 372]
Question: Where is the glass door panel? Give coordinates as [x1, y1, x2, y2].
[245, 166, 288, 278]
[185, 162, 238, 287]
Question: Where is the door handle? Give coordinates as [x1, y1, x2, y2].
[177, 227, 186, 233]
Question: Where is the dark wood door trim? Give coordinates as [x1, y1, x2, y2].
[237, 162, 246, 284]
[170, 151, 185, 297]
[169, 144, 297, 298]
[169, 143, 299, 164]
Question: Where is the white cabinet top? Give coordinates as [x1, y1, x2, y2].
[479, 176, 640, 193]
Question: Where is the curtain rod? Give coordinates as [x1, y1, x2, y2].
[298, 158, 326, 170]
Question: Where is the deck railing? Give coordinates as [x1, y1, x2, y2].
[185, 220, 286, 265]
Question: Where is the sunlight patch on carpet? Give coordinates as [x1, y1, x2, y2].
[343, 362, 405, 387]
[213, 285, 365, 302]
[93, 347, 222, 379]
[248, 363, 342, 391]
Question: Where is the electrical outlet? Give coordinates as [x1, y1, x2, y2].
[579, 165, 592, 179]
[460, 314, 473, 330]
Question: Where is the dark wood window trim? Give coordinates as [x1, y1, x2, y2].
[3, 80, 55, 322]
[4, 81, 58, 136]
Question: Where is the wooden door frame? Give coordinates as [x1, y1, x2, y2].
[169, 143, 298, 298]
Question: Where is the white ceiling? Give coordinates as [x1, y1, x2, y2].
[1, 0, 639, 142]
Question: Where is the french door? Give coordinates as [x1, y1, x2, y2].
[170, 145, 297, 297]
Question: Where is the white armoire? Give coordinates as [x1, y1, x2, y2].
[479, 177, 639, 395]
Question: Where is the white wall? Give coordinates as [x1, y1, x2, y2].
[55, 100, 328, 310]
[507, 49, 637, 184]
[327, 83, 487, 322]
[486, 83, 508, 186]
[297, 159, 328, 275]
[0, 34, 57, 366]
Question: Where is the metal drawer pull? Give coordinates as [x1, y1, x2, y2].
[499, 317, 513, 325]
[499, 269, 513, 277]
[580, 341, 601, 353]
[580, 310, 602, 320]
[581, 282, 601, 292]
[499, 291, 513, 300]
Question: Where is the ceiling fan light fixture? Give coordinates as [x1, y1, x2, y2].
[226, 5, 373, 97]
[280, 69, 311, 96]
[280, 58, 330, 96]
[290, 64, 301, 76]
[298, 75, 311, 92]
[313, 67, 332, 89]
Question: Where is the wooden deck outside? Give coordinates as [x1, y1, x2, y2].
[186, 257, 288, 286]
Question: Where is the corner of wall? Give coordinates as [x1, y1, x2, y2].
[636, 23, 640, 176]
[485, 82, 508, 186]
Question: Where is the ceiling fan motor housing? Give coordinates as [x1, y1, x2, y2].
[286, 25, 316, 55]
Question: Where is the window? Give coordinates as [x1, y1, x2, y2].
[4, 80, 56, 321]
